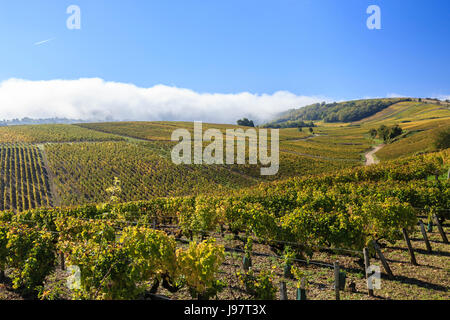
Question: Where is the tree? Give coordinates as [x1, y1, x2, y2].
[369, 128, 377, 139]
[237, 118, 255, 127]
[387, 125, 403, 141]
[377, 125, 389, 141]
[309, 127, 314, 134]
[434, 128, 450, 150]
[375, 124, 403, 143]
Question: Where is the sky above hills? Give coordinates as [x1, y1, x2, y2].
[0, 0, 449, 123]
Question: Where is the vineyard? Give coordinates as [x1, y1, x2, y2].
[375, 122, 450, 161]
[0, 122, 366, 210]
[42, 139, 360, 207]
[0, 144, 52, 212]
[0, 124, 124, 143]
[76, 121, 255, 142]
[44, 141, 258, 206]
[0, 99, 448, 300]
[0, 149, 448, 300]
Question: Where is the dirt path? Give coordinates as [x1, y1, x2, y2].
[285, 133, 324, 142]
[365, 144, 384, 166]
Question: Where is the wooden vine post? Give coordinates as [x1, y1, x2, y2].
[372, 241, 394, 279]
[419, 221, 432, 253]
[60, 251, 65, 271]
[296, 278, 307, 300]
[433, 214, 448, 244]
[280, 281, 288, 300]
[334, 261, 340, 301]
[363, 247, 374, 297]
[402, 228, 418, 266]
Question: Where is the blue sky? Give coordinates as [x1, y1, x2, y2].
[0, 0, 449, 122]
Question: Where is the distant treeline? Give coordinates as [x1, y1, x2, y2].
[264, 98, 412, 127]
[261, 119, 316, 129]
[0, 117, 89, 126]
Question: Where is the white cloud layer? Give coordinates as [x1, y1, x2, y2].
[436, 95, 450, 101]
[386, 93, 409, 98]
[0, 78, 329, 124]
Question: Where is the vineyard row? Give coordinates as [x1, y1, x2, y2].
[0, 144, 52, 211]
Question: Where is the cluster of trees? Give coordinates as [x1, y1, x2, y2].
[299, 127, 315, 134]
[236, 118, 255, 127]
[264, 98, 411, 126]
[369, 125, 403, 142]
[418, 98, 450, 105]
[262, 120, 316, 129]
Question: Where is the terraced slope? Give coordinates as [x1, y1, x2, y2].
[357, 101, 450, 161]
[355, 100, 450, 125]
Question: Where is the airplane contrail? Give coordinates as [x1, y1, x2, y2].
[34, 38, 56, 46]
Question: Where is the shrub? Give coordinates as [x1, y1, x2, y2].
[176, 239, 225, 300]
[434, 128, 450, 150]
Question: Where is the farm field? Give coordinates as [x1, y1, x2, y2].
[0, 98, 449, 301]
[280, 139, 367, 160]
[43, 139, 358, 206]
[142, 221, 450, 301]
[45, 141, 258, 206]
[77, 121, 315, 142]
[0, 144, 51, 211]
[355, 100, 450, 125]
[2, 0, 450, 307]
[2, 221, 447, 301]
[307, 100, 450, 162]
[0, 124, 124, 143]
[0, 120, 370, 209]
[375, 125, 447, 161]
[0, 101, 448, 210]
[0, 149, 448, 300]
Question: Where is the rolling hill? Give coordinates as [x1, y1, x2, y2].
[0, 98, 449, 301]
[0, 98, 448, 210]
[265, 98, 450, 162]
[263, 98, 411, 127]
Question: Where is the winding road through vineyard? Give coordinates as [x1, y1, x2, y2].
[365, 144, 385, 166]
